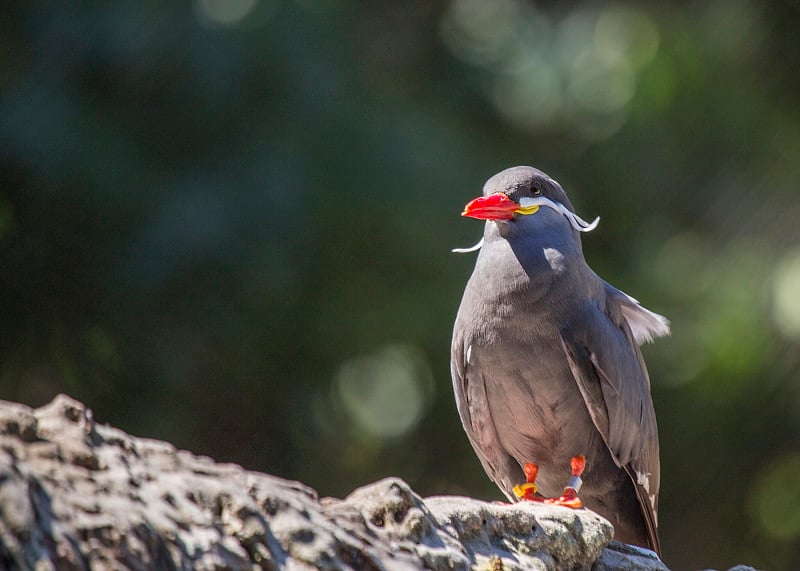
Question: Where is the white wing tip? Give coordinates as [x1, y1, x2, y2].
[620, 296, 670, 345]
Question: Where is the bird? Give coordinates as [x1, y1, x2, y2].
[450, 166, 669, 555]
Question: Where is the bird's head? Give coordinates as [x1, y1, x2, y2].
[461, 166, 598, 233]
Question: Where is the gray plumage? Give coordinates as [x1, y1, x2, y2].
[451, 166, 668, 554]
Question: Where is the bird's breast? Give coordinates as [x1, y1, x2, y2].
[467, 331, 598, 492]
[458, 293, 598, 491]
[456, 233, 599, 487]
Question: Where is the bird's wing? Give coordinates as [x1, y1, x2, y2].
[608, 285, 670, 345]
[451, 329, 520, 499]
[558, 284, 663, 554]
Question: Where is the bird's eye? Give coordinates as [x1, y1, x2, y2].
[532, 183, 543, 196]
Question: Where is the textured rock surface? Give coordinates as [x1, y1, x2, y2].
[0, 395, 754, 570]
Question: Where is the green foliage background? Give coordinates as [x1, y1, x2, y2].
[2, 1, 800, 568]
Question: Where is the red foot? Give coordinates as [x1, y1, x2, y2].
[543, 487, 583, 509]
[513, 456, 586, 509]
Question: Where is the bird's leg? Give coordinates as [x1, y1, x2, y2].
[543, 455, 585, 509]
[513, 456, 586, 507]
[513, 462, 544, 502]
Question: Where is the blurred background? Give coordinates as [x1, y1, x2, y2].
[1, 1, 799, 569]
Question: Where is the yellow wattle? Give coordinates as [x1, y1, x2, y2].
[514, 205, 540, 216]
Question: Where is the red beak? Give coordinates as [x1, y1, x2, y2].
[461, 192, 521, 220]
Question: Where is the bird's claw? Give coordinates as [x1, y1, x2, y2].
[543, 487, 583, 509]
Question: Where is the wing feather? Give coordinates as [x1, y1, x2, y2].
[451, 331, 520, 499]
[558, 283, 663, 555]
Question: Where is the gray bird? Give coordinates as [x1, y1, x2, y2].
[451, 166, 669, 554]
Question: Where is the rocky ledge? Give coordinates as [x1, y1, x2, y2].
[0, 395, 754, 570]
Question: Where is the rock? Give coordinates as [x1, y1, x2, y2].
[593, 541, 669, 570]
[0, 395, 741, 570]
